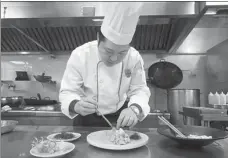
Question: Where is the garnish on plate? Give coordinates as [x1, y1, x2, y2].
[31, 137, 60, 154]
[53, 132, 75, 140]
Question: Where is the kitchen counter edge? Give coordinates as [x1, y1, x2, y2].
[1, 110, 170, 117]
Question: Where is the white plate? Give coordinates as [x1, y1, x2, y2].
[87, 130, 149, 150]
[47, 132, 81, 142]
[30, 142, 75, 158]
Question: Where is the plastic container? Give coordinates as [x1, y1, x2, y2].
[215, 92, 220, 105]
[208, 92, 215, 105]
[226, 93, 228, 104]
[220, 92, 226, 105]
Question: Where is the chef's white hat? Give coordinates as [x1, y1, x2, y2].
[101, 2, 143, 45]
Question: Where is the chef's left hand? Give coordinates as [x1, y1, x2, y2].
[116, 107, 138, 129]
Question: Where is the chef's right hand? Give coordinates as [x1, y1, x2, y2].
[74, 98, 97, 116]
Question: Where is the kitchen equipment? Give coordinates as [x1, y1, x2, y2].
[167, 89, 201, 126]
[1, 120, 18, 134]
[157, 125, 228, 147]
[23, 98, 57, 105]
[15, 71, 29, 81]
[37, 93, 42, 100]
[1, 96, 24, 107]
[208, 104, 228, 109]
[33, 72, 52, 83]
[158, 116, 186, 138]
[30, 93, 51, 100]
[23, 93, 54, 106]
[148, 59, 183, 89]
[183, 107, 228, 115]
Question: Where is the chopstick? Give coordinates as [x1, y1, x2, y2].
[158, 116, 186, 138]
[96, 108, 114, 129]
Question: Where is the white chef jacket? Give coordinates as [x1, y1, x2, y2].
[59, 41, 150, 121]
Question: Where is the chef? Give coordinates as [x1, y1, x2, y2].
[59, 2, 150, 129]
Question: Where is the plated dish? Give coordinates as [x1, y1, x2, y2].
[30, 137, 75, 158]
[109, 128, 142, 145]
[87, 128, 149, 150]
[47, 132, 81, 142]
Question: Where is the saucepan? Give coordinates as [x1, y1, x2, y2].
[157, 125, 228, 147]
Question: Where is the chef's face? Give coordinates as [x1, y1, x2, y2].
[97, 33, 129, 67]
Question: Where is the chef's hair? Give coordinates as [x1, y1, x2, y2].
[98, 30, 105, 45]
[97, 29, 132, 46]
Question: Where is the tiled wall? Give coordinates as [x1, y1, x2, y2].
[1, 52, 209, 111]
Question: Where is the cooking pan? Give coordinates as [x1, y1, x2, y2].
[157, 125, 228, 147]
[148, 59, 183, 89]
[24, 95, 56, 106]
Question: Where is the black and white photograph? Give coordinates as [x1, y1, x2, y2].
[1, 1, 228, 158]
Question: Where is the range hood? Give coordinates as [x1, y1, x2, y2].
[176, 2, 228, 54]
[1, 2, 207, 54]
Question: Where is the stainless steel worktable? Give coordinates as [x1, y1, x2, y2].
[1, 126, 228, 158]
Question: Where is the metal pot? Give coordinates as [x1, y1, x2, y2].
[1, 96, 24, 107]
[167, 89, 200, 126]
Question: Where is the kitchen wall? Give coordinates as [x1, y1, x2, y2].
[206, 51, 228, 95]
[1, 52, 208, 111]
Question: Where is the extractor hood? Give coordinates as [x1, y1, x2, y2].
[176, 2, 228, 54]
[1, 2, 206, 54]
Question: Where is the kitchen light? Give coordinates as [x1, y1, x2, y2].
[20, 52, 30, 55]
[10, 61, 25, 64]
[92, 19, 103, 22]
[205, 10, 216, 15]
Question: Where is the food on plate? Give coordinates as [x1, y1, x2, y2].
[53, 132, 75, 140]
[31, 137, 60, 154]
[177, 134, 212, 139]
[109, 128, 130, 145]
[130, 132, 141, 140]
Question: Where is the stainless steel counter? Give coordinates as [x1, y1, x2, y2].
[1, 110, 170, 117]
[1, 110, 170, 128]
[2, 126, 228, 158]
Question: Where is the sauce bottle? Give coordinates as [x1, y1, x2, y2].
[220, 92, 226, 105]
[215, 92, 220, 105]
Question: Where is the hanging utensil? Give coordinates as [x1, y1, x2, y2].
[148, 59, 183, 89]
